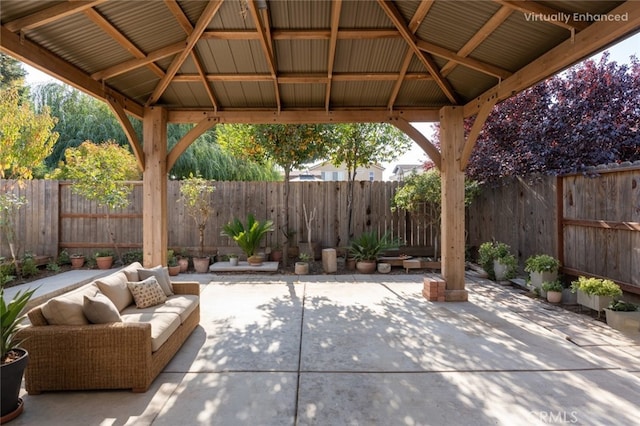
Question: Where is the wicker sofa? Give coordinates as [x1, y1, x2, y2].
[19, 262, 200, 394]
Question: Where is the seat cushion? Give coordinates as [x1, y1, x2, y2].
[127, 276, 167, 309]
[83, 292, 122, 324]
[96, 272, 133, 312]
[120, 294, 199, 323]
[41, 283, 99, 325]
[137, 265, 174, 296]
[121, 312, 181, 352]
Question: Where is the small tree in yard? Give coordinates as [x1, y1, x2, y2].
[179, 174, 215, 258]
[48, 141, 140, 262]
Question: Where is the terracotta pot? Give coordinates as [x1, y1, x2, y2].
[96, 256, 113, 270]
[546, 291, 562, 303]
[177, 258, 189, 272]
[346, 257, 356, 271]
[271, 250, 283, 262]
[295, 262, 309, 275]
[70, 256, 85, 269]
[168, 265, 181, 276]
[192, 256, 210, 273]
[248, 255, 263, 266]
[356, 260, 376, 274]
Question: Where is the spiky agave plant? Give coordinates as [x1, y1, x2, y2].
[1, 287, 36, 364]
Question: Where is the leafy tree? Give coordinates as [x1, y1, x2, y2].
[48, 141, 141, 262]
[0, 53, 26, 91]
[329, 123, 411, 238]
[0, 85, 57, 275]
[217, 124, 333, 265]
[448, 53, 640, 184]
[392, 169, 480, 259]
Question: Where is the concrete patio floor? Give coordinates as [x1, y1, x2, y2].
[9, 272, 640, 425]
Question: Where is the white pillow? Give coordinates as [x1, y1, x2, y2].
[127, 276, 167, 309]
[83, 292, 122, 324]
[137, 266, 174, 296]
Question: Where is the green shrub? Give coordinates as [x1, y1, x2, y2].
[524, 254, 560, 273]
[122, 250, 143, 265]
[608, 300, 638, 312]
[46, 262, 61, 272]
[571, 276, 622, 297]
[478, 241, 517, 280]
[541, 280, 563, 292]
[20, 254, 38, 278]
[57, 249, 71, 265]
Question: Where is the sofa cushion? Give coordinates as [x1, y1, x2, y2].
[121, 312, 181, 352]
[83, 292, 122, 324]
[95, 272, 133, 312]
[137, 265, 174, 296]
[120, 294, 199, 323]
[122, 261, 143, 282]
[127, 276, 167, 309]
[41, 283, 99, 325]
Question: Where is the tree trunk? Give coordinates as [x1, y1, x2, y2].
[106, 210, 121, 263]
[282, 168, 291, 267]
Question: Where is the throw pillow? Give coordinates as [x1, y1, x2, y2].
[96, 271, 134, 312]
[41, 298, 90, 325]
[137, 266, 174, 296]
[83, 292, 122, 324]
[127, 276, 167, 309]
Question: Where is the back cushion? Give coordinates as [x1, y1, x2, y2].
[122, 262, 143, 282]
[96, 272, 133, 312]
[41, 283, 99, 325]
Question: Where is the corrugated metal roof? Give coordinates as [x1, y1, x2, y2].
[1, 0, 636, 118]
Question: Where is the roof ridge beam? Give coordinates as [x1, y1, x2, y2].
[248, 0, 281, 112]
[4, 0, 108, 32]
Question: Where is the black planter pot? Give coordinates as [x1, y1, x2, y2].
[1, 348, 29, 421]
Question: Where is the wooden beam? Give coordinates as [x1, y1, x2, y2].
[495, 0, 589, 32]
[563, 219, 640, 232]
[142, 107, 168, 268]
[409, 1, 435, 32]
[464, 1, 640, 117]
[441, 6, 512, 76]
[84, 8, 165, 78]
[167, 109, 441, 124]
[416, 39, 512, 80]
[4, 0, 108, 32]
[377, 0, 458, 104]
[192, 51, 219, 111]
[459, 93, 498, 170]
[91, 42, 184, 81]
[439, 106, 467, 301]
[391, 118, 442, 170]
[147, 0, 223, 106]
[167, 118, 218, 171]
[171, 72, 432, 84]
[163, 0, 194, 34]
[201, 29, 401, 41]
[249, 0, 281, 112]
[325, 0, 342, 112]
[0, 26, 144, 119]
[105, 97, 145, 172]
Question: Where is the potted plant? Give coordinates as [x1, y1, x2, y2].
[478, 241, 517, 281]
[179, 174, 216, 273]
[1, 287, 36, 423]
[94, 249, 114, 270]
[571, 276, 622, 313]
[349, 231, 398, 274]
[270, 245, 283, 263]
[221, 213, 274, 266]
[70, 253, 85, 269]
[525, 254, 560, 296]
[542, 280, 563, 303]
[167, 253, 180, 276]
[604, 301, 640, 333]
[295, 253, 311, 275]
[228, 254, 239, 266]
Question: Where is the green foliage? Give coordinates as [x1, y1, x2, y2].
[1, 286, 36, 359]
[94, 249, 114, 258]
[46, 262, 61, 272]
[0, 261, 16, 286]
[0, 87, 58, 179]
[571, 276, 622, 297]
[607, 300, 638, 312]
[478, 241, 517, 280]
[525, 254, 560, 273]
[121, 250, 143, 265]
[180, 174, 216, 256]
[221, 213, 274, 258]
[349, 231, 399, 262]
[298, 253, 312, 262]
[57, 249, 71, 265]
[0, 53, 27, 90]
[541, 280, 563, 292]
[20, 254, 38, 278]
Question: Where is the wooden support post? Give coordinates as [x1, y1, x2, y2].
[142, 107, 168, 267]
[439, 106, 467, 302]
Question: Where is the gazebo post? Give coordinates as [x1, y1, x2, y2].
[439, 106, 468, 301]
[142, 106, 168, 268]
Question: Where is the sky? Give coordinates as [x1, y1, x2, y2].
[23, 33, 639, 179]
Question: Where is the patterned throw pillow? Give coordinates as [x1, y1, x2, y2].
[83, 292, 122, 323]
[127, 276, 168, 309]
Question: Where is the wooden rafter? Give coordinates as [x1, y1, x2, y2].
[91, 42, 184, 81]
[105, 97, 145, 172]
[4, 0, 108, 32]
[392, 118, 441, 170]
[460, 94, 498, 171]
[441, 6, 513, 76]
[163, 0, 194, 34]
[83, 8, 165, 79]
[147, 0, 223, 106]
[464, 1, 640, 118]
[495, 0, 589, 32]
[377, 0, 458, 104]
[248, 0, 281, 112]
[202, 28, 402, 40]
[387, 0, 434, 111]
[166, 117, 218, 171]
[325, 0, 342, 112]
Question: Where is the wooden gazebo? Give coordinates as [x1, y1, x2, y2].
[2, 0, 638, 300]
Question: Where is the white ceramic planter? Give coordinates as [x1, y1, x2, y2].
[493, 260, 508, 281]
[604, 309, 640, 333]
[576, 290, 613, 312]
[530, 271, 557, 298]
